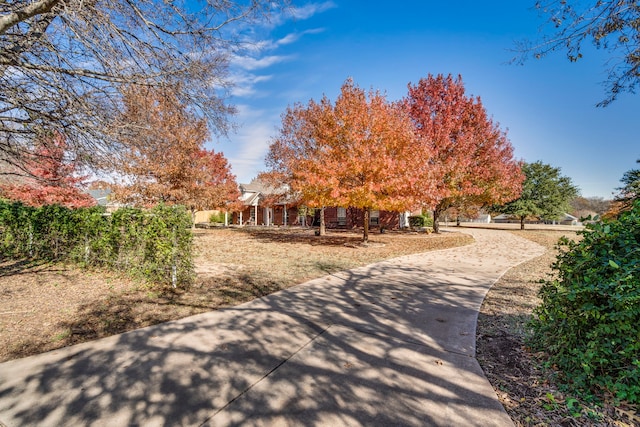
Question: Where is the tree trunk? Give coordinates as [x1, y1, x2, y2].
[319, 207, 326, 236]
[432, 208, 441, 233]
[520, 216, 525, 230]
[363, 208, 370, 243]
[456, 215, 461, 226]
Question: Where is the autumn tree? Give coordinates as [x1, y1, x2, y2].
[516, 1, 640, 106]
[0, 131, 95, 208]
[571, 196, 611, 219]
[497, 161, 579, 229]
[1, 1, 284, 174]
[111, 86, 239, 224]
[405, 74, 524, 233]
[266, 79, 417, 242]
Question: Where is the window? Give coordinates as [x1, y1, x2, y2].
[370, 210, 380, 225]
[337, 207, 346, 226]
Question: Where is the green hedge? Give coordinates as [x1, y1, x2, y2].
[408, 214, 433, 228]
[530, 200, 640, 404]
[0, 201, 194, 287]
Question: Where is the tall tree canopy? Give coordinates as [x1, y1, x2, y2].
[266, 78, 417, 242]
[111, 86, 239, 222]
[0, 131, 95, 208]
[517, 1, 640, 106]
[609, 158, 640, 215]
[405, 74, 524, 233]
[497, 161, 579, 229]
[0, 0, 283, 173]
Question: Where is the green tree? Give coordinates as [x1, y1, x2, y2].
[614, 159, 640, 212]
[497, 161, 579, 229]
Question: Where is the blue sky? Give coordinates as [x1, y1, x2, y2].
[212, 1, 639, 199]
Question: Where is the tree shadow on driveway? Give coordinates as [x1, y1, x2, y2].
[0, 229, 543, 426]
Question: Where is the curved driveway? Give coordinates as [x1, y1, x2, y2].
[0, 228, 545, 426]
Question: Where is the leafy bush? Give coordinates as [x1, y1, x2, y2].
[408, 214, 433, 228]
[140, 205, 194, 286]
[208, 211, 226, 224]
[0, 200, 194, 287]
[530, 200, 640, 404]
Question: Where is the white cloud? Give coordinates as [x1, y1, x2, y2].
[213, 104, 286, 183]
[289, 1, 337, 20]
[231, 54, 293, 71]
[229, 74, 273, 97]
[276, 33, 300, 46]
[228, 27, 324, 98]
[224, 4, 331, 103]
[225, 118, 277, 183]
[276, 28, 325, 46]
[266, 1, 336, 28]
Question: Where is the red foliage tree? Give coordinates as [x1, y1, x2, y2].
[0, 132, 96, 208]
[112, 86, 239, 223]
[266, 79, 416, 242]
[405, 74, 523, 232]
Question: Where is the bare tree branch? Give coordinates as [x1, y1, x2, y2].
[0, 0, 61, 35]
[514, 0, 640, 106]
[1, 0, 287, 177]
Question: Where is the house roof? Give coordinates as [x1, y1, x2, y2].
[88, 189, 111, 206]
[240, 179, 288, 195]
[238, 178, 295, 206]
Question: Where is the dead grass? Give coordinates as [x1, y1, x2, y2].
[0, 227, 472, 363]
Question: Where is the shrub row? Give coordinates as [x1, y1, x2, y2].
[530, 200, 640, 404]
[0, 201, 194, 287]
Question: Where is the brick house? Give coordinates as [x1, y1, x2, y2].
[231, 180, 300, 226]
[231, 178, 403, 229]
[319, 207, 401, 230]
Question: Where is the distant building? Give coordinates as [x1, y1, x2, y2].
[87, 188, 123, 212]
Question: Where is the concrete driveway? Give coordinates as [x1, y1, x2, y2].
[0, 227, 545, 426]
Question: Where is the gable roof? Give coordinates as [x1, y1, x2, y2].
[238, 178, 294, 206]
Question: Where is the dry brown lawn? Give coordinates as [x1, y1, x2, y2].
[0, 227, 471, 363]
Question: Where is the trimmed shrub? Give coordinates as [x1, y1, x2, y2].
[0, 200, 194, 287]
[208, 211, 226, 224]
[140, 204, 194, 286]
[408, 214, 433, 228]
[530, 200, 640, 404]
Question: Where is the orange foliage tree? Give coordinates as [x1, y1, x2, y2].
[405, 74, 524, 232]
[266, 79, 417, 242]
[112, 86, 238, 223]
[0, 131, 95, 208]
